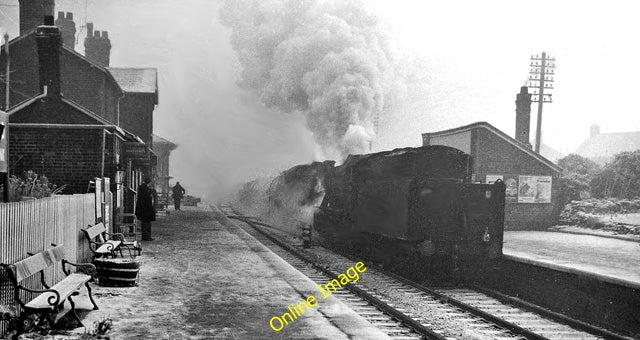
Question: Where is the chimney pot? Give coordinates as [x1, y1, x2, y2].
[86, 22, 94, 37]
[43, 15, 54, 26]
[84, 24, 111, 67]
[55, 11, 77, 49]
[590, 124, 600, 137]
[18, 0, 55, 34]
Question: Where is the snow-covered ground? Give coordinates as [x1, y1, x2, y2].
[504, 231, 640, 285]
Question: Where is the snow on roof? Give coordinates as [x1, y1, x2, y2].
[575, 131, 640, 163]
[108, 68, 158, 94]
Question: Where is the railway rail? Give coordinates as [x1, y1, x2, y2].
[221, 205, 632, 340]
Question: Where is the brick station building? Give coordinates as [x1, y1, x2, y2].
[422, 87, 563, 230]
[0, 1, 160, 204]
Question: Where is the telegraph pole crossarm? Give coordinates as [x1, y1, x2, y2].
[528, 52, 556, 153]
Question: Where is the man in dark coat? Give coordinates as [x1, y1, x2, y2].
[136, 177, 156, 241]
[172, 181, 186, 211]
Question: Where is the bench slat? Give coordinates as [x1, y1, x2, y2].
[43, 245, 66, 266]
[25, 273, 91, 310]
[14, 253, 47, 282]
[85, 222, 107, 241]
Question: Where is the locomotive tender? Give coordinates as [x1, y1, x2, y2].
[258, 145, 506, 275]
[312, 145, 506, 274]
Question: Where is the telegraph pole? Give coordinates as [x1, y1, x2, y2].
[4, 33, 9, 110]
[2, 33, 9, 202]
[529, 52, 555, 153]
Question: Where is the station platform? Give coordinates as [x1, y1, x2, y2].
[76, 205, 392, 339]
[503, 231, 640, 289]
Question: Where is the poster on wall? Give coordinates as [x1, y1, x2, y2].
[518, 175, 552, 203]
[518, 176, 536, 203]
[534, 176, 552, 203]
[504, 175, 519, 203]
[485, 174, 503, 184]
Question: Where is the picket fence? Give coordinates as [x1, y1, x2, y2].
[0, 194, 97, 334]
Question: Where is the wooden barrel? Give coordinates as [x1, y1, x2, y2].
[93, 258, 140, 287]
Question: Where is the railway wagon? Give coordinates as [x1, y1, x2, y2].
[313, 145, 506, 275]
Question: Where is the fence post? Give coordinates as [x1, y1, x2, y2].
[94, 178, 103, 223]
[103, 177, 112, 232]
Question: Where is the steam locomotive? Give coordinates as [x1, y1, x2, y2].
[313, 145, 505, 276]
[257, 145, 506, 277]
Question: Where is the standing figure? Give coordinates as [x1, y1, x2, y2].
[136, 177, 156, 241]
[172, 181, 186, 211]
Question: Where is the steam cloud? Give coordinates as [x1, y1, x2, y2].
[219, 0, 397, 160]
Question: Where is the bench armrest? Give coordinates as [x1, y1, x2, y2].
[105, 232, 126, 242]
[19, 286, 61, 307]
[62, 260, 97, 277]
[88, 240, 117, 253]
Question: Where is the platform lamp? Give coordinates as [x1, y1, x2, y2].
[114, 163, 125, 209]
[115, 163, 125, 185]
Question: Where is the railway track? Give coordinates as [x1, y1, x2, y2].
[220, 205, 631, 340]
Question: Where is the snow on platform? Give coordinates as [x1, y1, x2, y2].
[73, 205, 391, 339]
[504, 231, 640, 289]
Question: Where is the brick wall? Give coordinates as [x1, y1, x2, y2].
[0, 33, 121, 124]
[61, 50, 121, 124]
[119, 92, 155, 144]
[10, 98, 102, 125]
[473, 128, 561, 230]
[9, 127, 117, 194]
[0, 34, 40, 106]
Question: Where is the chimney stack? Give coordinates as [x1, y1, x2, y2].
[55, 11, 76, 49]
[84, 23, 112, 67]
[515, 86, 532, 148]
[18, 0, 55, 35]
[590, 124, 600, 137]
[35, 15, 62, 96]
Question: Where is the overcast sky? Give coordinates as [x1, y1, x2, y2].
[1, 0, 639, 199]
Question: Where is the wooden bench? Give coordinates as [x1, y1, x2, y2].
[0, 245, 98, 329]
[82, 222, 142, 259]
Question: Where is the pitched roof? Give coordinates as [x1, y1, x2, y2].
[152, 134, 177, 148]
[108, 68, 158, 94]
[8, 92, 141, 142]
[538, 142, 565, 163]
[2, 31, 124, 97]
[575, 131, 640, 163]
[61, 97, 113, 125]
[62, 46, 124, 95]
[422, 121, 562, 173]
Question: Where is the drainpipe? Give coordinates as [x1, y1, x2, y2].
[4, 33, 9, 111]
[3, 33, 10, 202]
[101, 129, 106, 178]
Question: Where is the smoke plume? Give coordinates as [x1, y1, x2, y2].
[219, 0, 397, 160]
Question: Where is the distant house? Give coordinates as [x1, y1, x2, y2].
[108, 68, 158, 146]
[574, 124, 640, 165]
[151, 134, 177, 197]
